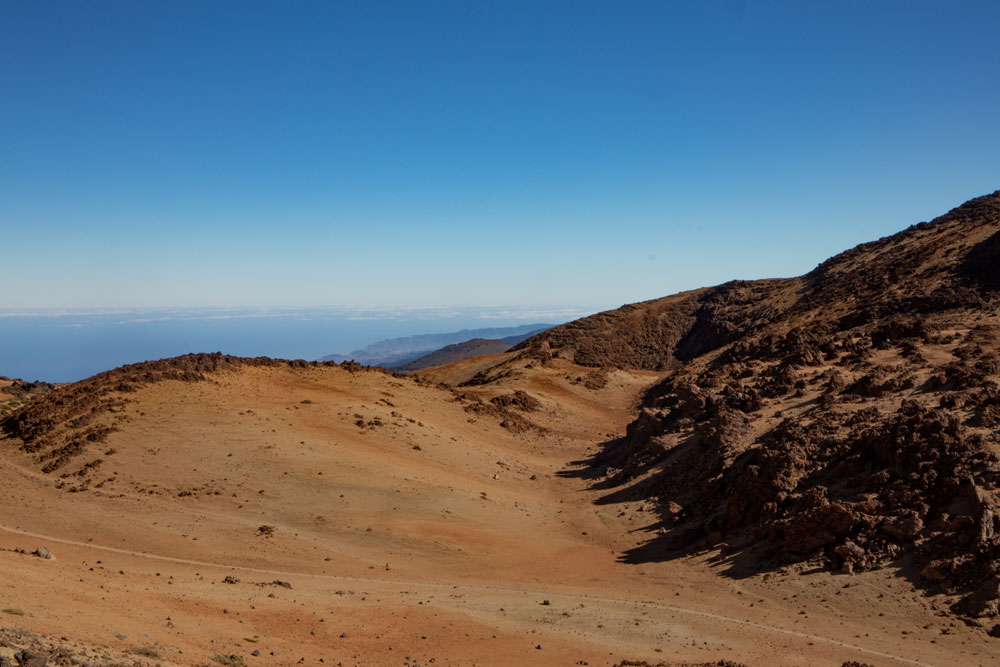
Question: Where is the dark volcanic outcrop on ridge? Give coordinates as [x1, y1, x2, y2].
[551, 191, 1000, 616]
[513, 278, 802, 370]
[516, 192, 1000, 369]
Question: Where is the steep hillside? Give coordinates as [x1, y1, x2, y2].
[515, 192, 1000, 371]
[512, 280, 800, 370]
[547, 190, 1000, 619]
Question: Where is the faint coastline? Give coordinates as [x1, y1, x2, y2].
[0, 305, 596, 383]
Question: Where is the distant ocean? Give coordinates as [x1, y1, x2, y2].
[0, 306, 595, 383]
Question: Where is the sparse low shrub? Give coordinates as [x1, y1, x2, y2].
[130, 646, 161, 658]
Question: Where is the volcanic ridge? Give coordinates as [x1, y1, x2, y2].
[516, 189, 1000, 617]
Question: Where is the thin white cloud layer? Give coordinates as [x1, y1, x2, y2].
[0, 304, 605, 324]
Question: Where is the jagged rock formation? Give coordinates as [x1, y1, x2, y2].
[0, 377, 56, 418]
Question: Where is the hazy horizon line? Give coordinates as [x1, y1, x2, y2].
[0, 304, 606, 321]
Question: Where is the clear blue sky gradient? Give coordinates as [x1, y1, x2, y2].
[2, 1, 999, 309]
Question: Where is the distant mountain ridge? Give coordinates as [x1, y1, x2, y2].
[390, 338, 516, 372]
[319, 323, 552, 367]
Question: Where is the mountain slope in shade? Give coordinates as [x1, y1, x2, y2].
[388, 329, 547, 373]
[318, 323, 553, 366]
[510, 279, 799, 371]
[390, 337, 514, 372]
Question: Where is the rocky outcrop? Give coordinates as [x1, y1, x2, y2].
[564, 190, 1000, 619]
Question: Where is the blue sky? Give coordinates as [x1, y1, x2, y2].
[2, 1, 998, 310]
